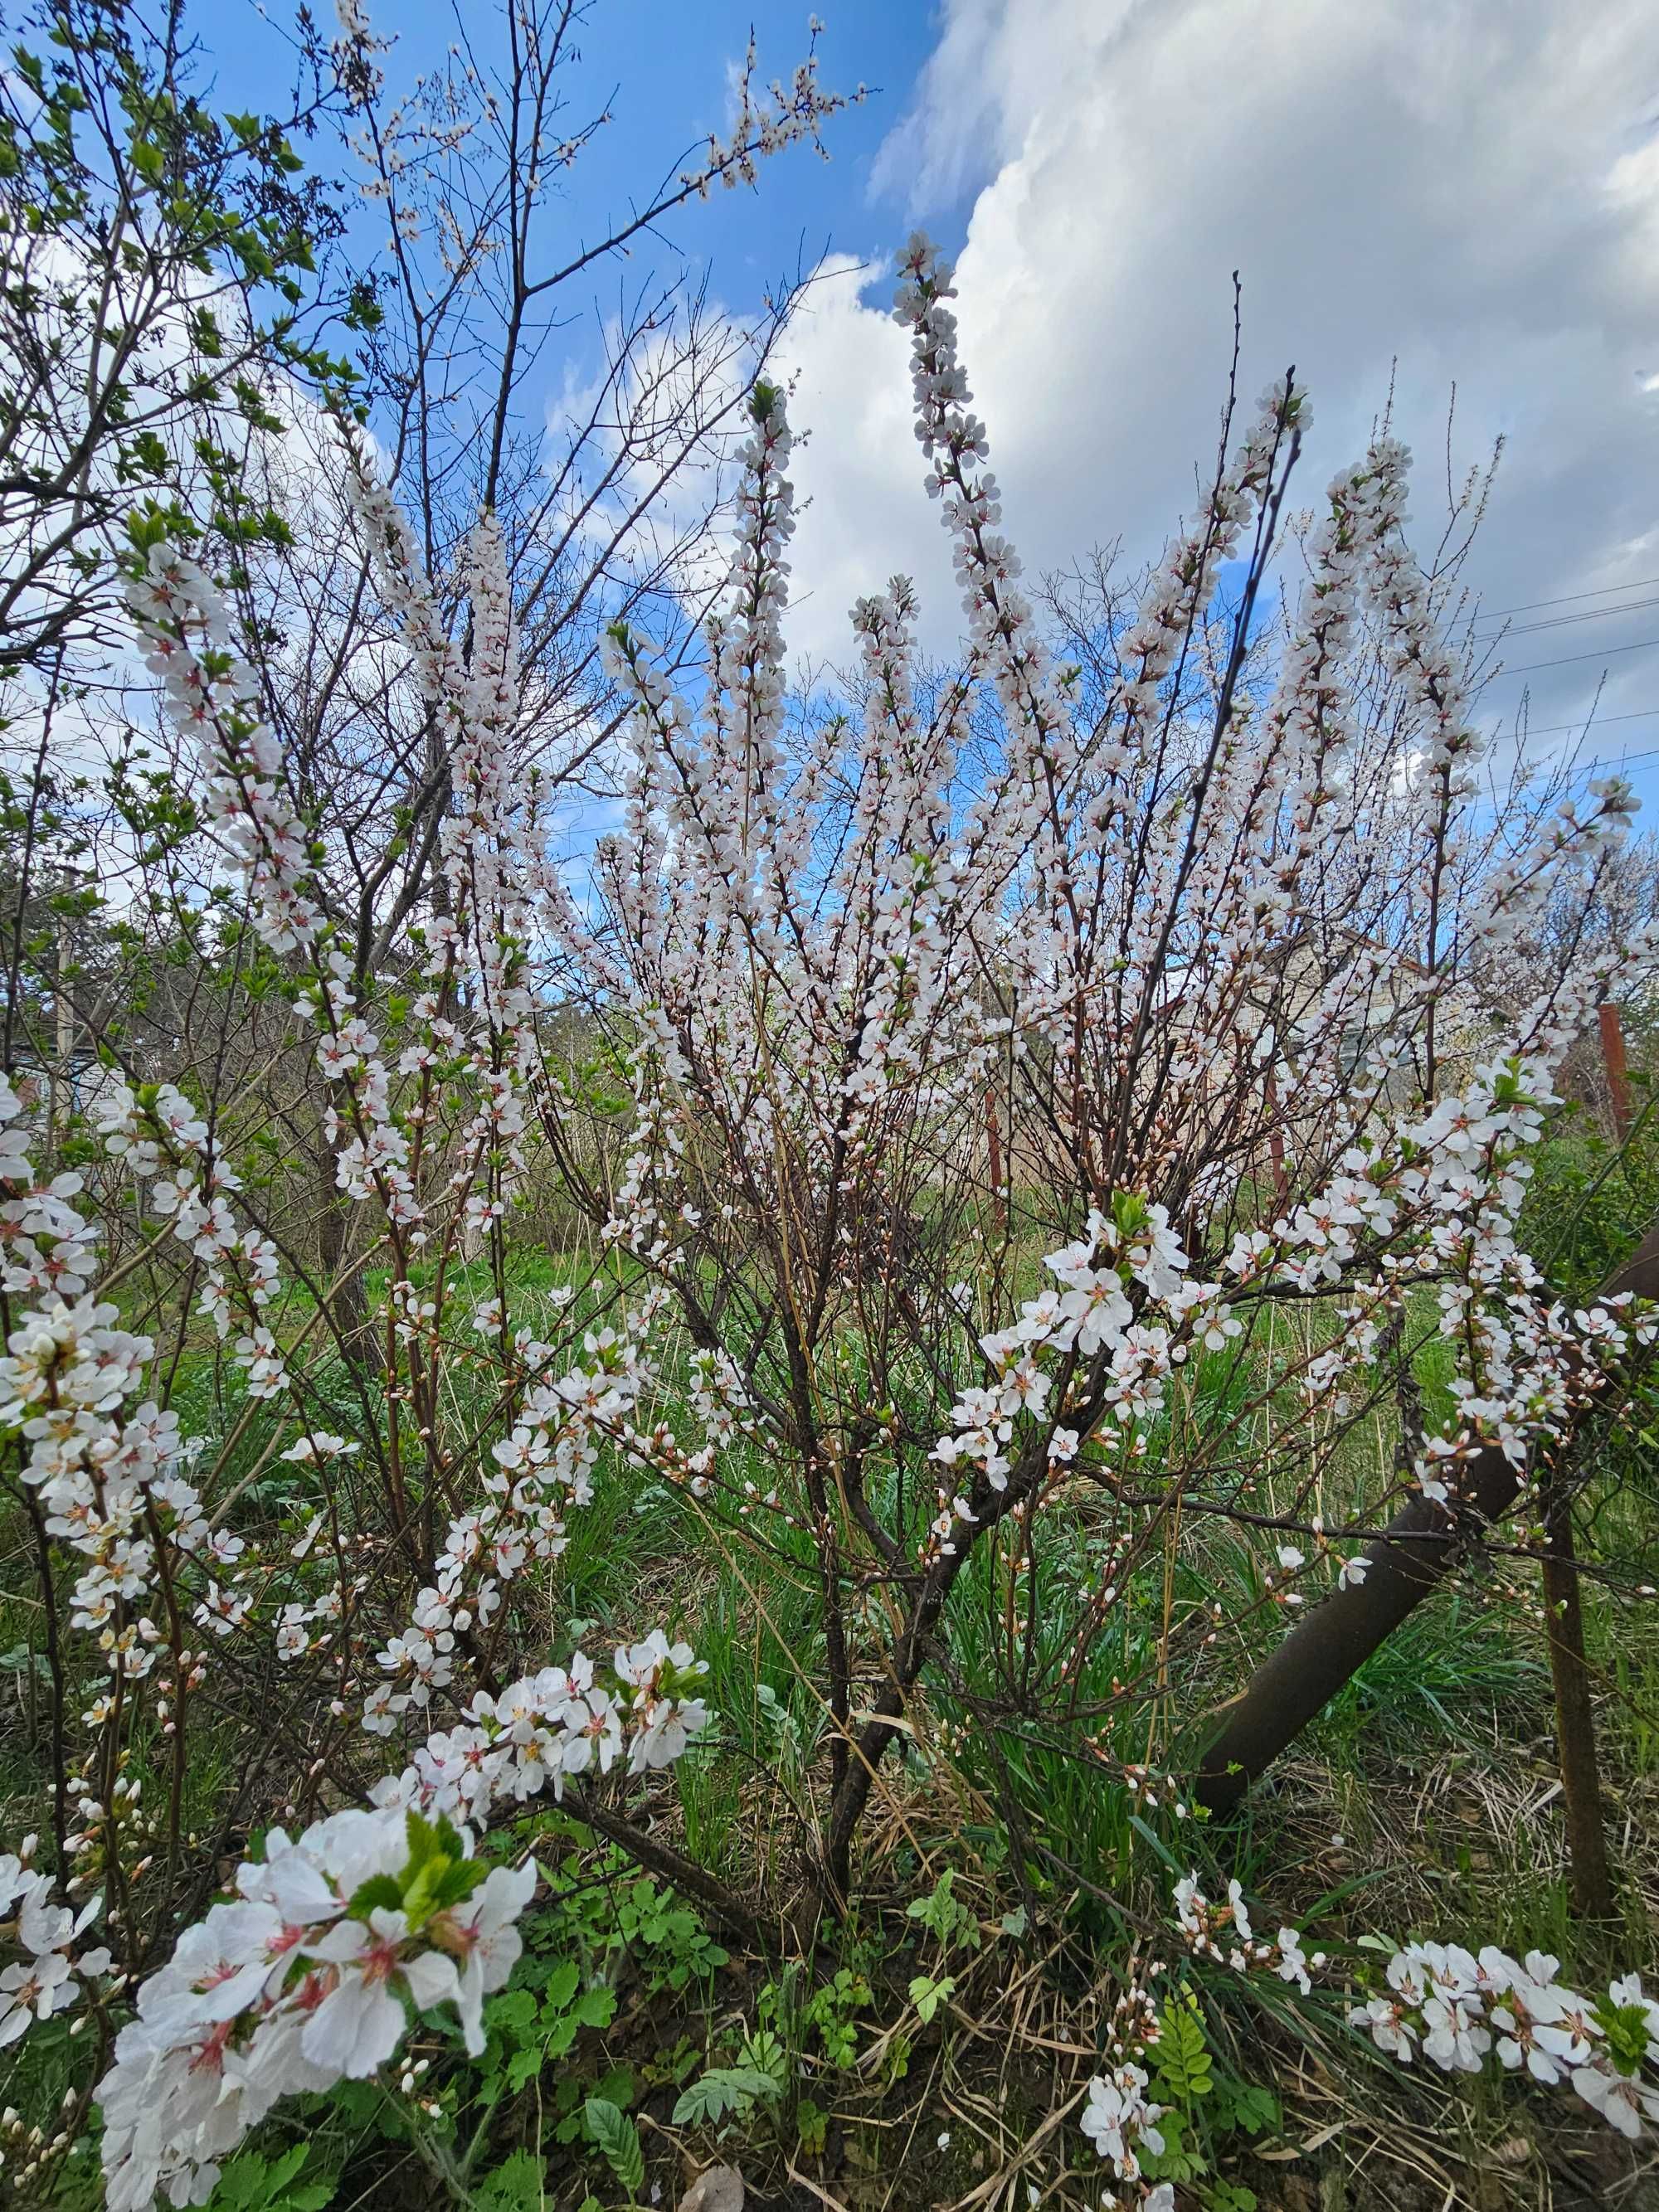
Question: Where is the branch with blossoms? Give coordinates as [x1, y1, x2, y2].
[1069, 1889, 1314, 2212]
[0, 1843, 114, 2197]
[0, 1634, 710, 2211]
[1350, 1937, 1659, 2140]
[0, 1842, 113, 2058]
[1076, 1976, 1177, 2212]
[1147, 1872, 1659, 2151]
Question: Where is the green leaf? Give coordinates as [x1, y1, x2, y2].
[592, 2064, 636, 2108]
[671, 2065, 783, 2127]
[573, 1986, 616, 2030]
[542, 1960, 580, 2010]
[430, 1852, 487, 1913]
[203, 2145, 337, 2211]
[488, 1987, 538, 2036]
[473, 2150, 547, 2212]
[1594, 1994, 1655, 2075]
[396, 1806, 484, 1927]
[1151, 1991, 1213, 2103]
[735, 2028, 790, 2090]
[506, 2048, 543, 2093]
[401, 1809, 439, 1873]
[1219, 2080, 1280, 2137]
[343, 1873, 403, 1919]
[905, 1868, 978, 1951]
[1291, 1866, 1388, 1923]
[584, 2098, 645, 2196]
[907, 1972, 956, 2025]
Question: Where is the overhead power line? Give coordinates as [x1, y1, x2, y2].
[1489, 634, 1659, 678]
[1558, 743, 1659, 781]
[1472, 574, 1659, 621]
[1472, 711, 1659, 787]
[1484, 706, 1659, 740]
[1470, 594, 1659, 641]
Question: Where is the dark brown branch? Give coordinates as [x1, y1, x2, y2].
[566, 1791, 768, 1945]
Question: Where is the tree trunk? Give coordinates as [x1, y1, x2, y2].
[1541, 1486, 1616, 1919]
[1194, 1221, 1659, 1814]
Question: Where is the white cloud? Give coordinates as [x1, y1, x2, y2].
[776, 0, 1659, 781]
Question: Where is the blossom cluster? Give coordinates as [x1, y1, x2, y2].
[575, 241, 1657, 1818]
[1350, 1937, 1659, 2139]
[127, 496, 542, 1290]
[0, 1085, 233, 1675]
[328, 462, 568, 1343]
[1171, 1872, 1321, 1995]
[125, 540, 320, 955]
[95, 1631, 708, 2210]
[1169, 1875, 1659, 2145]
[1254, 1052, 1657, 1510]
[93, 1077, 285, 1374]
[682, 23, 864, 197]
[0, 1840, 110, 2058]
[0, 1072, 98, 1305]
[390, 1632, 711, 1819]
[925, 1198, 1241, 1558]
[1079, 2069, 1173, 2212]
[1078, 1979, 1175, 2211]
[95, 1801, 533, 2211]
[0, 1291, 240, 1685]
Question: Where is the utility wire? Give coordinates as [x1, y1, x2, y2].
[1470, 594, 1659, 641]
[1487, 634, 1659, 678]
[1557, 744, 1659, 781]
[1486, 707, 1659, 740]
[1471, 574, 1659, 621]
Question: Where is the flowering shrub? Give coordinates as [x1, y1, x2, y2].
[552, 231, 1657, 1918]
[2, 2, 1657, 2200]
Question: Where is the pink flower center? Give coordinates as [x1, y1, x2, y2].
[361, 1933, 404, 1986]
[188, 2019, 236, 2075]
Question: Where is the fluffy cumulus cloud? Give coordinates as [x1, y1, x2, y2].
[778, 0, 1659, 783]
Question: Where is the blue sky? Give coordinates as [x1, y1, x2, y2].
[221, 2, 949, 325]
[523, 4, 948, 294]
